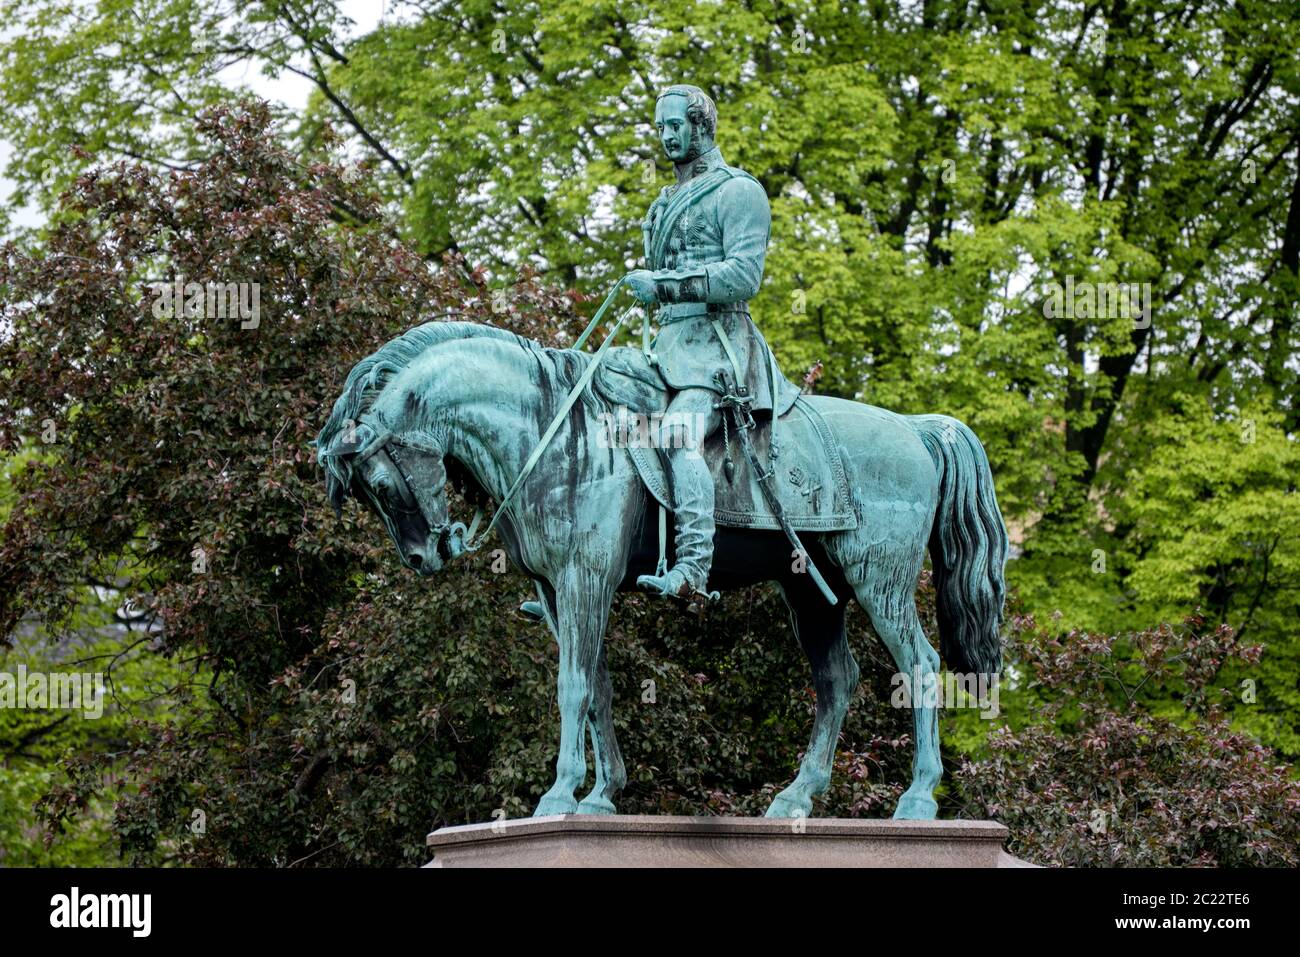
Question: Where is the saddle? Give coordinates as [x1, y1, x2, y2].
[590, 346, 858, 532]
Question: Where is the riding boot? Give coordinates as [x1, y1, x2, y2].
[636, 442, 717, 599]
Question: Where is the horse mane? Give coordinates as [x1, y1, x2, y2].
[315, 320, 535, 508]
[317, 321, 530, 451]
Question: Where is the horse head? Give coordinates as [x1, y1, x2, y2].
[316, 417, 467, 575]
[312, 321, 521, 575]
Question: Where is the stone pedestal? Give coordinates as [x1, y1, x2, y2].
[425, 815, 1034, 868]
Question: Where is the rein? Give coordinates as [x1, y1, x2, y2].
[456, 276, 642, 554]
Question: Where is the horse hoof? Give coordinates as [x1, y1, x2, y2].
[892, 793, 938, 820]
[533, 794, 579, 817]
[518, 600, 545, 622]
[576, 796, 617, 815]
[764, 792, 812, 819]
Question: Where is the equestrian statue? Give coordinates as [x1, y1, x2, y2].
[314, 84, 1009, 821]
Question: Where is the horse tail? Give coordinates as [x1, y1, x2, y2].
[907, 415, 1008, 675]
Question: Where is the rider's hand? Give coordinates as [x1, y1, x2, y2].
[625, 270, 658, 305]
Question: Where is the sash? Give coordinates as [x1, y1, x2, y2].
[642, 165, 734, 270]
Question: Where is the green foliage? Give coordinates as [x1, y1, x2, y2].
[0, 582, 192, 864]
[1, 102, 482, 862]
[0, 104, 917, 864]
[1018, 398, 1300, 755]
[1, 0, 1298, 864]
[957, 613, 1299, 867]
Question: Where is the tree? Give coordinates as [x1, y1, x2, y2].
[4, 8, 1295, 758]
[957, 612, 1300, 867]
[1, 103, 920, 864]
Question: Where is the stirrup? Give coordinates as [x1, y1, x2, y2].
[636, 568, 720, 603]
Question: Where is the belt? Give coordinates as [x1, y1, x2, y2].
[656, 301, 750, 325]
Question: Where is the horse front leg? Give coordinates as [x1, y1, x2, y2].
[529, 580, 625, 815]
[577, 640, 626, 814]
[533, 567, 616, 817]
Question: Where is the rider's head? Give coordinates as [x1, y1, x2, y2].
[654, 85, 717, 165]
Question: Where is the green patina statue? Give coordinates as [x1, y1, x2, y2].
[314, 85, 1010, 823]
[625, 84, 794, 601]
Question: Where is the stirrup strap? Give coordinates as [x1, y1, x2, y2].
[768, 337, 781, 451]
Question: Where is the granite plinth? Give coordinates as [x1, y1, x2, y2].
[425, 815, 1034, 868]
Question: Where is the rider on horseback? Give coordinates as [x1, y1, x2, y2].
[625, 84, 798, 600]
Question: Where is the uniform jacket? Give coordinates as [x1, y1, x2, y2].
[641, 146, 799, 414]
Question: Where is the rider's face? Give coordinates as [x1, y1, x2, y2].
[655, 96, 696, 164]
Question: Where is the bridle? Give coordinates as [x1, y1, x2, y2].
[379, 443, 420, 512]
[345, 431, 466, 564]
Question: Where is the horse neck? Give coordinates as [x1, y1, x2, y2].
[386, 336, 549, 504]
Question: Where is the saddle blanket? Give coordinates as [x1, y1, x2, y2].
[589, 346, 858, 532]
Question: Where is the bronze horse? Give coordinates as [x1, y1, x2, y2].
[316, 321, 1007, 820]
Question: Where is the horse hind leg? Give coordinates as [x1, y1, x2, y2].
[847, 542, 941, 820]
[765, 583, 857, 819]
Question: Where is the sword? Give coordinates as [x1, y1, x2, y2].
[728, 399, 839, 606]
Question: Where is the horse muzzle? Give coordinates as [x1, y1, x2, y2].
[404, 544, 443, 576]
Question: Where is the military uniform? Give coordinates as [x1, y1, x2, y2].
[641, 146, 799, 413]
[632, 144, 801, 599]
